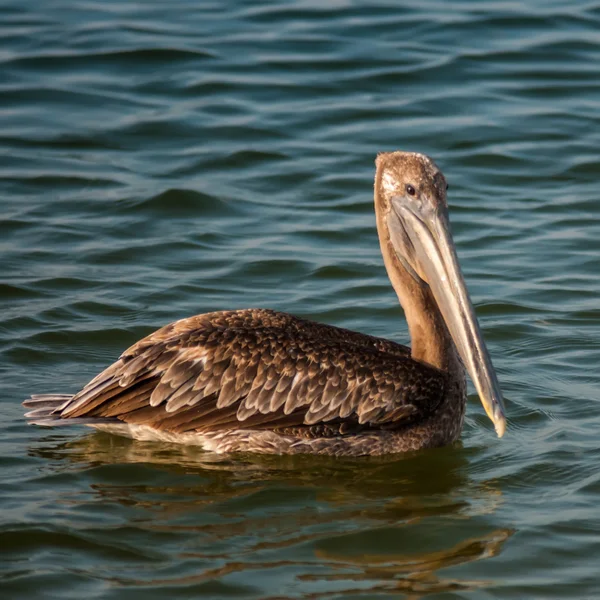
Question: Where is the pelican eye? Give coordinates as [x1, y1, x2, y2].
[406, 184, 416, 196]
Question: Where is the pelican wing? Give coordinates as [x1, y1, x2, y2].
[28, 309, 446, 437]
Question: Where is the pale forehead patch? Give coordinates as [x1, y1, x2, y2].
[412, 152, 430, 163]
[409, 152, 438, 173]
[381, 170, 398, 195]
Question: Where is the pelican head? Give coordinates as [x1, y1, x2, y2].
[375, 151, 506, 437]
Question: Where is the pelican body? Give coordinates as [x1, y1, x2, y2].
[24, 152, 506, 456]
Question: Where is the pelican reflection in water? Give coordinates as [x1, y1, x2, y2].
[24, 151, 506, 456]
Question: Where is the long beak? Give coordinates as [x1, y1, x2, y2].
[391, 196, 506, 437]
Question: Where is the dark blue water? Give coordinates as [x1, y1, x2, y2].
[2, 1, 600, 598]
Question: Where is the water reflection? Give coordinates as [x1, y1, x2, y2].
[28, 433, 513, 596]
[306, 529, 512, 597]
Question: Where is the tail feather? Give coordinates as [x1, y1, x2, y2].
[24, 406, 62, 419]
[27, 416, 120, 427]
[23, 394, 74, 412]
[23, 393, 119, 427]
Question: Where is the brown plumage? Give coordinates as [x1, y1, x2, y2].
[24, 151, 506, 455]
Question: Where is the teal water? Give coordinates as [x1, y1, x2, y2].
[2, 1, 600, 598]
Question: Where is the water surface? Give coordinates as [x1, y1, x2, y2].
[2, 1, 600, 598]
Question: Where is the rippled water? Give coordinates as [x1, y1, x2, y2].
[2, 1, 600, 598]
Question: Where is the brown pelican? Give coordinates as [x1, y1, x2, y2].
[24, 151, 506, 456]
